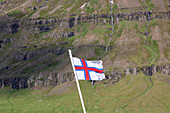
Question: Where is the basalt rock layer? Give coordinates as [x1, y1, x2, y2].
[0, 3, 169, 89]
[0, 11, 169, 35]
[0, 65, 169, 89]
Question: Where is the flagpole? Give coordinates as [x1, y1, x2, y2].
[68, 49, 87, 113]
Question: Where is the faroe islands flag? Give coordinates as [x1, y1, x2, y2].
[73, 57, 105, 80]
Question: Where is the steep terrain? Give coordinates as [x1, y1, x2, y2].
[0, 0, 169, 112]
[0, 0, 169, 87]
[0, 73, 169, 113]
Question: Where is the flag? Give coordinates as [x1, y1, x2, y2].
[109, 0, 114, 4]
[72, 57, 105, 80]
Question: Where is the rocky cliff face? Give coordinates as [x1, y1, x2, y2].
[0, 65, 169, 89]
[0, 1, 169, 89]
[0, 10, 169, 35]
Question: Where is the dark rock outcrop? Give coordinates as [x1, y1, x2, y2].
[69, 18, 75, 28]
[105, 65, 169, 80]
[11, 23, 19, 34]
[0, 65, 169, 89]
[0, 8, 169, 90]
[0, 11, 169, 34]
[0, 72, 74, 89]
[14, 46, 66, 61]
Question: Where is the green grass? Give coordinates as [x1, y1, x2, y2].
[92, 28, 110, 37]
[26, 10, 37, 18]
[86, 6, 95, 14]
[138, 0, 154, 10]
[0, 73, 169, 113]
[7, 10, 25, 19]
[134, 19, 160, 65]
[143, 38, 160, 64]
[164, 47, 170, 60]
[94, 47, 105, 56]
[75, 23, 90, 39]
[145, 0, 154, 10]
[115, 21, 127, 37]
[149, 19, 157, 28]
[63, 35, 76, 44]
[89, 0, 98, 5]
[40, 9, 49, 17]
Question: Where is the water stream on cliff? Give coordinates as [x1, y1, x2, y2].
[105, 0, 114, 52]
[98, 0, 115, 60]
[143, 0, 151, 45]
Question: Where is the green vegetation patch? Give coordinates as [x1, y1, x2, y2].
[40, 9, 49, 17]
[145, 0, 154, 10]
[94, 47, 105, 56]
[22, 66, 36, 74]
[164, 47, 170, 60]
[148, 19, 157, 30]
[7, 10, 25, 19]
[89, 0, 98, 5]
[143, 38, 160, 64]
[0, 73, 169, 113]
[75, 23, 90, 40]
[86, 6, 95, 14]
[138, 0, 154, 10]
[92, 28, 110, 37]
[115, 20, 127, 37]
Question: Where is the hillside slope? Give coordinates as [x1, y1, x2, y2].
[0, 0, 169, 88]
[0, 0, 169, 112]
[0, 73, 169, 113]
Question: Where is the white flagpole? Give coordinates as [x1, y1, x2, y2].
[68, 49, 87, 113]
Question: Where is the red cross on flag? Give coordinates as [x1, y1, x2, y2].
[72, 57, 105, 80]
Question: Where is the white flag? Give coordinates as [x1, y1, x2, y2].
[73, 57, 105, 80]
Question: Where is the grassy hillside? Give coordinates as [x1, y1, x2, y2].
[1, 0, 168, 18]
[0, 0, 169, 79]
[0, 1, 169, 112]
[0, 0, 110, 18]
[0, 73, 169, 113]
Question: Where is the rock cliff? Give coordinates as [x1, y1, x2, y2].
[0, 65, 169, 89]
[0, 0, 169, 89]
